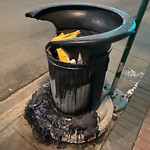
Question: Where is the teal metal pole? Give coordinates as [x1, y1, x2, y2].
[109, 0, 149, 95]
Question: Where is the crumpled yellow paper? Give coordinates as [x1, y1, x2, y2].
[51, 30, 80, 63]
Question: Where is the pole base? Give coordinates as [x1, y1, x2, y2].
[103, 85, 128, 112]
[24, 83, 113, 144]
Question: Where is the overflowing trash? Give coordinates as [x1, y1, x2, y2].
[51, 30, 83, 64]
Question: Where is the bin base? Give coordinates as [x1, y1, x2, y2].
[24, 83, 113, 144]
[103, 85, 128, 112]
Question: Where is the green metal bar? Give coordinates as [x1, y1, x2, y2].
[109, 0, 149, 95]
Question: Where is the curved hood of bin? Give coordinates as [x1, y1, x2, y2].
[25, 2, 136, 47]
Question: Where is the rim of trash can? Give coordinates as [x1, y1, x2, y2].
[26, 2, 136, 47]
[45, 43, 112, 69]
[45, 46, 88, 69]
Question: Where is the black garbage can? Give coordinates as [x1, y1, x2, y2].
[45, 43, 111, 114]
[25, 2, 135, 115]
[24, 2, 136, 144]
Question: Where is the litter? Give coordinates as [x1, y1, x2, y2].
[51, 30, 83, 64]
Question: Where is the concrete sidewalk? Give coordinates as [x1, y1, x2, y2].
[0, 0, 149, 101]
[102, 64, 150, 150]
[0, 64, 150, 150]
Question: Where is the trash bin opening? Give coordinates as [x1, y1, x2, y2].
[45, 46, 88, 68]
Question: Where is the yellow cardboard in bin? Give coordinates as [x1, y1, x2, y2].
[51, 30, 80, 63]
